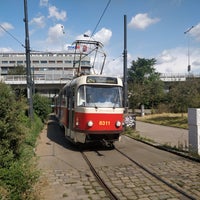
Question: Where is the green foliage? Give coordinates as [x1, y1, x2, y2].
[128, 58, 159, 84]
[128, 57, 164, 109]
[8, 65, 26, 75]
[0, 159, 39, 200]
[167, 79, 200, 113]
[0, 83, 43, 199]
[0, 83, 25, 158]
[33, 93, 51, 122]
[127, 58, 200, 113]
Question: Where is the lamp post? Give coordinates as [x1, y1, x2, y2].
[184, 26, 194, 73]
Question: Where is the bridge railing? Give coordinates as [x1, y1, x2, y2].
[2, 72, 200, 84]
[1, 73, 74, 84]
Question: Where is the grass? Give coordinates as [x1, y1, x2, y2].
[136, 113, 188, 129]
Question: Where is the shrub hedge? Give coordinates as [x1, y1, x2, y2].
[0, 83, 49, 199]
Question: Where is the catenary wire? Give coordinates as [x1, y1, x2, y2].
[0, 24, 25, 49]
[91, 0, 111, 38]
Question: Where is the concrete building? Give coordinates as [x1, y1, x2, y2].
[0, 51, 91, 76]
[0, 51, 91, 96]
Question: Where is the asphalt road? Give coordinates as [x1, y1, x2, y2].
[135, 121, 188, 149]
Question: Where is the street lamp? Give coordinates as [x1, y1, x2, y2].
[184, 26, 194, 73]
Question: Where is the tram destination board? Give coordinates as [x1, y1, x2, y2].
[86, 76, 118, 84]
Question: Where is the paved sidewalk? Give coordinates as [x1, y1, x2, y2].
[135, 121, 188, 149]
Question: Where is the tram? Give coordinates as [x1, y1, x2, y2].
[55, 75, 124, 146]
[54, 39, 124, 146]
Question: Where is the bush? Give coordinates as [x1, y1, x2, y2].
[0, 83, 25, 159]
[33, 93, 51, 122]
[0, 83, 43, 199]
[0, 158, 39, 200]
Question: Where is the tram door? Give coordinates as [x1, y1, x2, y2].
[67, 87, 75, 138]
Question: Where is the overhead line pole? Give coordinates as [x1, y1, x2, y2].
[24, 0, 33, 120]
[123, 15, 128, 113]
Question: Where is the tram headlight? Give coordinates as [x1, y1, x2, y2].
[75, 121, 79, 126]
[115, 121, 121, 128]
[87, 120, 93, 127]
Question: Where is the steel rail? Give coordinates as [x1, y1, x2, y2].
[81, 151, 119, 200]
[115, 147, 197, 200]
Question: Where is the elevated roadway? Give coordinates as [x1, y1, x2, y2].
[1, 72, 200, 97]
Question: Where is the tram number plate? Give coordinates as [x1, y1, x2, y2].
[99, 121, 110, 126]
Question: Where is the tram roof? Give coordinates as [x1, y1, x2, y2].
[65, 75, 123, 88]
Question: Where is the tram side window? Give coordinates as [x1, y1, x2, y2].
[77, 86, 85, 107]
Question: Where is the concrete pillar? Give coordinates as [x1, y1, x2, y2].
[188, 108, 200, 155]
[141, 104, 145, 117]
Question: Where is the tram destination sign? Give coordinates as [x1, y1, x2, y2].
[86, 76, 118, 84]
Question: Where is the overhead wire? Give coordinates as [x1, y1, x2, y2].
[0, 24, 25, 49]
[1, 0, 112, 52]
[0, 24, 49, 53]
[91, 0, 111, 38]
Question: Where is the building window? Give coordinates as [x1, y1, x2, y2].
[57, 60, 63, 63]
[65, 60, 72, 64]
[9, 61, 16, 64]
[17, 61, 23, 64]
[81, 61, 90, 65]
[41, 60, 47, 64]
[49, 60, 55, 64]
[33, 60, 39, 64]
[2, 61, 8, 64]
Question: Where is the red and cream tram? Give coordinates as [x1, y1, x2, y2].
[54, 75, 124, 146]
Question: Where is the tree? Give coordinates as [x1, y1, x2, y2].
[33, 94, 51, 122]
[128, 58, 159, 83]
[128, 57, 164, 110]
[168, 79, 200, 113]
[8, 65, 26, 75]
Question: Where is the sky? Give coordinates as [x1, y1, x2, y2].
[0, 0, 200, 77]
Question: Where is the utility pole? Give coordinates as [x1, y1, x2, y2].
[123, 15, 128, 113]
[24, 0, 33, 120]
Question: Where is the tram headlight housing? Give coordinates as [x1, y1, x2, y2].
[87, 120, 93, 127]
[75, 121, 79, 126]
[115, 121, 121, 128]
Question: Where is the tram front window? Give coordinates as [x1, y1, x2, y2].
[77, 85, 122, 108]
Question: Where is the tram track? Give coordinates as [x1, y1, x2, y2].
[115, 147, 197, 200]
[81, 151, 120, 200]
[80, 144, 197, 200]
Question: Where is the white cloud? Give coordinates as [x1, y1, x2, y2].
[43, 24, 65, 50]
[128, 13, 160, 30]
[76, 30, 92, 40]
[104, 46, 200, 76]
[103, 53, 132, 77]
[189, 47, 200, 73]
[30, 16, 46, 28]
[93, 28, 112, 45]
[0, 47, 13, 52]
[189, 23, 200, 42]
[76, 28, 112, 45]
[156, 50, 177, 64]
[155, 47, 200, 74]
[0, 22, 14, 37]
[48, 5, 67, 21]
